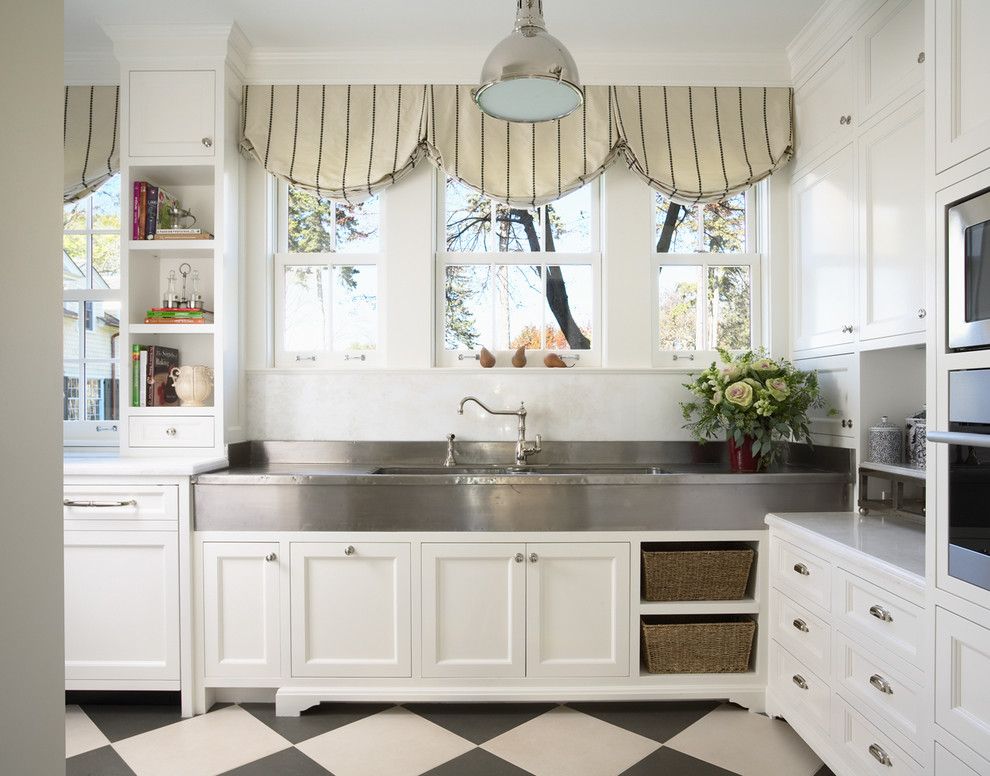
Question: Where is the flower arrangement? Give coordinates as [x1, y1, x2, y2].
[680, 349, 829, 471]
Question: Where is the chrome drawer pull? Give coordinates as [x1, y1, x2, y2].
[869, 674, 894, 695]
[63, 499, 136, 508]
[792, 618, 809, 633]
[792, 674, 808, 690]
[869, 604, 893, 623]
[868, 743, 892, 767]
[793, 563, 810, 576]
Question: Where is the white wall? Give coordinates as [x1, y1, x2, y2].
[0, 1, 66, 772]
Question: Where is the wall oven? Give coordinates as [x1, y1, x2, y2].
[930, 369, 990, 592]
[948, 188, 990, 350]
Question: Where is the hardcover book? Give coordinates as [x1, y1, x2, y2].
[145, 184, 159, 239]
[147, 345, 180, 406]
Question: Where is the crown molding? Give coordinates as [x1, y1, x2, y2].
[64, 51, 119, 85]
[101, 22, 238, 63]
[786, 0, 884, 85]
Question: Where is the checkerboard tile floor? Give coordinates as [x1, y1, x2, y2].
[66, 700, 838, 776]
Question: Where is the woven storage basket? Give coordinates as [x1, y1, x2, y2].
[641, 618, 756, 674]
[641, 547, 754, 601]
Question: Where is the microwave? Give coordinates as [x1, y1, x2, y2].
[948, 188, 990, 350]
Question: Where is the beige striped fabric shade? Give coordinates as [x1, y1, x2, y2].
[64, 85, 120, 203]
[241, 84, 793, 208]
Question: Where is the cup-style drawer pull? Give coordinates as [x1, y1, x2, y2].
[63, 499, 137, 508]
[869, 674, 894, 695]
[793, 563, 810, 576]
[792, 618, 809, 633]
[869, 604, 893, 623]
[344, 545, 355, 556]
[792, 674, 809, 690]
[868, 743, 893, 767]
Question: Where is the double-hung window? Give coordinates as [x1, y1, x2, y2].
[274, 181, 383, 367]
[652, 189, 761, 365]
[63, 174, 121, 445]
[437, 175, 601, 367]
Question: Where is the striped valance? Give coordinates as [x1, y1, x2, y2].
[64, 86, 120, 203]
[241, 84, 793, 208]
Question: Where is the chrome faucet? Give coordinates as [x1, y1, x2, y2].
[458, 396, 542, 466]
[443, 434, 457, 467]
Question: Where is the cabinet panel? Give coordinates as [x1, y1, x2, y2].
[129, 70, 215, 157]
[421, 543, 525, 678]
[858, 95, 926, 341]
[936, 607, 990, 757]
[526, 543, 629, 677]
[769, 641, 830, 734]
[129, 416, 215, 448]
[64, 531, 179, 681]
[832, 697, 923, 776]
[858, 0, 924, 122]
[290, 542, 410, 678]
[770, 589, 831, 679]
[791, 146, 858, 352]
[771, 537, 832, 611]
[936, 742, 990, 776]
[794, 40, 856, 169]
[63, 484, 178, 523]
[203, 543, 280, 678]
[793, 353, 858, 439]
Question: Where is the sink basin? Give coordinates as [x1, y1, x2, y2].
[371, 465, 670, 476]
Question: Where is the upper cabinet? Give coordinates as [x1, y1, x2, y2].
[935, 0, 990, 173]
[129, 70, 216, 157]
[857, 0, 924, 124]
[794, 40, 856, 172]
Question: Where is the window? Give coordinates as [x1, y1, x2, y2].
[274, 181, 383, 366]
[652, 191, 761, 364]
[438, 175, 600, 367]
[63, 174, 121, 444]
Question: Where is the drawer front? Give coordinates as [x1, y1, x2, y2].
[833, 696, 923, 776]
[834, 568, 923, 668]
[935, 742, 990, 776]
[936, 607, 990, 758]
[772, 537, 831, 611]
[770, 588, 831, 679]
[129, 416, 214, 448]
[63, 484, 178, 523]
[770, 641, 830, 734]
[834, 633, 923, 746]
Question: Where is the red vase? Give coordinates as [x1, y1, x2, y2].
[728, 435, 761, 473]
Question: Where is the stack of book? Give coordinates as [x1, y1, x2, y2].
[131, 180, 213, 240]
[131, 344, 180, 407]
[144, 308, 214, 325]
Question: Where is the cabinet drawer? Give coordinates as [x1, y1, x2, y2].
[129, 416, 214, 448]
[936, 607, 990, 758]
[772, 538, 831, 611]
[834, 568, 923, 668]
[936, 742, 990, 776]
[63, 484, 178, 523]
[834, 633, 923, 747]
[770, 589, 830, 679]
[769, 641, 830, 734]
[833, 696, 922, 776]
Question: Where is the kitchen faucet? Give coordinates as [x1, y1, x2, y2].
[458, 396, 542, 466]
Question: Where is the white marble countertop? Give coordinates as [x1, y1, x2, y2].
[64, 452, 228, 476]
[766, 511, 925, 584]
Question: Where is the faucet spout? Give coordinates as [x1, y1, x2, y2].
[456, 396, 540, 466]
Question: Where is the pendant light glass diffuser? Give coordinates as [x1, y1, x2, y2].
[475, 0, 582, 123]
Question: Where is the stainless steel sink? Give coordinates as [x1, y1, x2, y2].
[371, 464, 671, 475]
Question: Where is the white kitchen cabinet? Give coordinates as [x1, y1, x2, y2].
[290, 542, 411, 678]
[857, 0, 924, 124]
[858, 94, 926, 342]
[203, 542, 281, 678]
[935, 0, 990, 172]
[525, 542, 630, 678]
[129, 70, 216, 157]
[421, 543, 526, 678]
[64, 530, 179, 681]
[936, 741, 990, 776]
[793, 353, 859, 440]
[936, 607, 990, 758]
[794, 39, 856, 172]
[791, 145, 859, 352]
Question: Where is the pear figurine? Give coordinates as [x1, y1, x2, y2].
[479, 347, 496, 368]
[543, 353, 568, 368]
[511, 346, 527, 368]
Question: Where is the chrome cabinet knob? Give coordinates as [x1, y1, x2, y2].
[869, 673, 894, 695]
[514, 553, 525, 563]
[869, 743, 893, 767]
[869, 604, 893, 623]
[165, 427, 177, 437]
[841, 324, 854, 334]
[793, 618, 809, 633]
[265, 552, 277, 562]
[917, 51, 925, 64]
[846, 419, 853, 429]
[918, 308, 927, 318]
[529, 552, 539, 563]
[792, 674, 808, 690]
[839, 115, 847, 125]
[344, 545, 355, 556]
[793, 563, 810, 576]
[201, 137, 213, 148]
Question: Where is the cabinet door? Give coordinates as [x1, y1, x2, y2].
[793, 353, 858, 439]
[525, 543, 629, 678]
[129, 70, 215, 157]
[421, 543, 526, 678]
[858, 95, 926, 341]
[791, 145, 858, 352]
[290, 542, 410, 677]
[64, 531, 179, 681]
[936, 0, 990, 172]
[936, 607, 990, 758]
[203, 542, 281, 678]
[857, 0, 924, 123]
[794, 39, 855, 169]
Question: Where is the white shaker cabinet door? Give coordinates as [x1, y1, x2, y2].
[421, 543, 526, 678]
[290, 542, 411, 677]
[525, 543, 630, 678]
[64, 530, 179, 681]
[793, 353, 858, 440]
[936, 607, 990, 759]
[793, 39, 856, 171]
[202, 542, 281, 678]
[129, 70, 216, 157]
[857, 0, 924, 123]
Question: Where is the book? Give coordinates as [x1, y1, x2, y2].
[138, 349, 148, 406]
[151, 231, 214, 240]
[145, 184, 159, 239]
[130, 344, 141, 407]
[146, 345, 179, 407]
[132, 181, 142, 240]
[146, 310, 206, 319]
[144, 317, 209, 324]
[137, 182, 148, 240]
[155, 227, 202, 234]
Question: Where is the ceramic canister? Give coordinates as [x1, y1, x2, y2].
[906, 407, 927, 469]
[868, 416, 903, 465]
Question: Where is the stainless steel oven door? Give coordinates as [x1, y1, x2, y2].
[948, 189, 990, 350]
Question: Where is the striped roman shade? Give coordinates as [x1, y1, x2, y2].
[241, 83, 793, 207]
[64, 85, 120, 203]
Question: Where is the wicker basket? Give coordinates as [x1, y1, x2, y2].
[641, 617, 756, 674]
[641, 547, 754, 601]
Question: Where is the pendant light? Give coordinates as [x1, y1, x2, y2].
[475, 0, 582, 123]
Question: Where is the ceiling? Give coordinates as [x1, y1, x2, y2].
[65, 0, 827, 56]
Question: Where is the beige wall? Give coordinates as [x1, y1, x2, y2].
[0, 1, 66, 773]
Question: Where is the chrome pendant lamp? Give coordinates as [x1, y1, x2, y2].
[475, 0, 582, 123]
